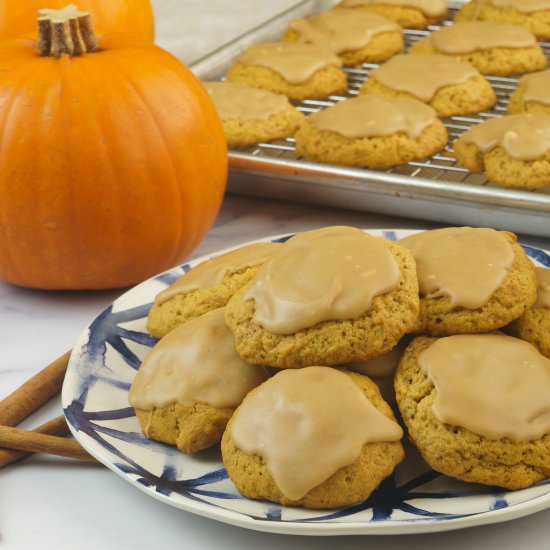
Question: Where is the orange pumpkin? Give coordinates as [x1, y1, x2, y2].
[0, 0, 155, 41]
[0, 6, 227, 290]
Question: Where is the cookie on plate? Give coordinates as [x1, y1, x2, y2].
[399, 227, 537, 335]
[394, 334, 550, 489]
[203, 82, 304, 147]
[295, 94, 447, 168]
[453, 113, 550, 189]
[283, 9, 403, 66]
[359, 54, 496, 117]
[225, 226, 419, 368]
[130, 308, 268, 454]
[147, 242, 281, 338]
[455, 0, 550, 41]
[508, 70, 550, 114]
[225, 42, 347, 100]
[408, 21, 547, 76]
[333, 0, 447, 29]
[222, 366, 404, 508]
[508, 267, 550, 358]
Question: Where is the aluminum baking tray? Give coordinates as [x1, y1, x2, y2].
[190, 0, 550, 238]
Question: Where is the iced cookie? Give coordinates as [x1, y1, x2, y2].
[408, 21, 547, 76]
[453, 113, 550, 189]
[394, 334, 550, 489]
[203, 82, 304, 147]
[334, 0, 447, 29]
[283, 9, 403, 66]
[130, 308, 268, 454]
[222, 366, 404, 508]
[509, 267, 550, 359]
[455, 0, 550, 41]
[225, 42, 347, 100]
[508, 70, 550, 114]
[225, 226, 419, 368]
[147, 242, 281, 338]
[359, 54, 496, 117]
[399, 227, 537, 335]
[295, 94, 447, 168]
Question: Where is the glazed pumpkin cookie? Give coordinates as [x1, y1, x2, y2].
[334, 0, 447, 29]
[408, 21, 547, 76]
[360, 54, 496, 117]
[295, 94, 447, 168]
[222, 366, 404, 508]
[203, 82, 304, 147]
[509, 267, 550, 359]
[508, 70, 550, 114]
[225, 226, 419, 368]
[283, 9, 403, 66]
[394, 334, 550, 489]
[130, 308, 268, 454]
[399, 227, 537, 336]
[453, 113, 550, 189]
[147, 242, 281, 338]
[225, 42, 347, 100]
[455, 0, 550, 41]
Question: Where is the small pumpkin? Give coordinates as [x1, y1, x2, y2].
[0, 0, 155, 41]
[0, 6, 227, 290]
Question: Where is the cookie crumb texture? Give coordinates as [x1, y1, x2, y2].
[413, 232, 537, 335]
[295, 118, 447, 169]
[226, 63, 347, 100]
[360, 74, 496, 117]
[409, 38, 547, 76]
[394, 337, 550, 490]
[453, 139, 550, 189]
[221, 371, 404, 508]
[147, 265, 263, 338]
[135, 402, 233, 454]
[225, 240, 419, 368]
[509, 308, 550, 359]
[455, 1, 550, 41]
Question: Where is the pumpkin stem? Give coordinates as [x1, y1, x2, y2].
[38, 4, 97, 58]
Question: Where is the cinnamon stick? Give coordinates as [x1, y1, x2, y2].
[0, 425, 96, 462]
[0, 350, 71, 426]
[0, 416, 70, 468]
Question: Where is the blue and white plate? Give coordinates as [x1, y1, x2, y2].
[61, 229, 550, 536]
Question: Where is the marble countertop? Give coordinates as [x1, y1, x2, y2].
[1, 2, 549, 549]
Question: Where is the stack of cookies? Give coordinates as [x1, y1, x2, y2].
[201, 0, 550, 189]
[129, 224, 550, 510]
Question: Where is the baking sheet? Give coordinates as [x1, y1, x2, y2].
[190, 0, 550, 238]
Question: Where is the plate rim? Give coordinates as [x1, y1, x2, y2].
[61, 227, 550, 536]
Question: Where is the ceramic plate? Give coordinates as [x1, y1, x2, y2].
[61, 229, 550, 536]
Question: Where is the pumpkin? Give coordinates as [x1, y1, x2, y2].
[0, 6, 227, 290]
[0, 0, 155, 41]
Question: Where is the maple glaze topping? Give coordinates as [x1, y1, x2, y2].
[244, 226, 400, 334]
[155, 242, 280, 304]
[309, 94, 436, 139]
[290, 10, 399, 54]
[481, 0, 550, 13]
[340, 0, 447, 17]
[370, 54, 479, 102]
[535, 267, 550, 308]
[419, 334, 550, 442]
[237, 42, 342, 83]
[400, 227, 514, 309]
[517, 70, 550, 106]
[231, 366, 403, 500]
[204, 82, 290, 121]
[461, 113, 550, 160]
[429, 21, 536, 54]
[129, 309, 268, 410]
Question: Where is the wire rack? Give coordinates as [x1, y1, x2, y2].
[235, 10, 550, 191]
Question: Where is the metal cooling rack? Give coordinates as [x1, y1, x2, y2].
[190, 1, 550, 239]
